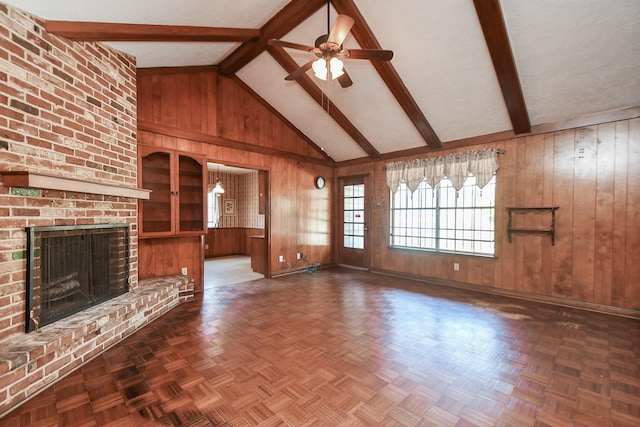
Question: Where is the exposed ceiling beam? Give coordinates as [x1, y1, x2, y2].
[45, 21, 260, 42]
[332, 0, 442, 150]
[473, 0, 531, 134]
[217, 0, 326, 76]
[268, 45, 382, 160]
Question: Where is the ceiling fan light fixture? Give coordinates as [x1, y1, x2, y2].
[269, 1, 392, 86]
[312, 58, 328, 80]
[329, 57, 344, 78]
[312, 57, 344, 81]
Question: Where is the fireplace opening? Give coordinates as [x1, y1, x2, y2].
[25, 224, 130, 333]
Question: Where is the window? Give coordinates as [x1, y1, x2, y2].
[390, 175, 495, 256]
[207, 190, 221, 228]
[343, 183, 365, 249]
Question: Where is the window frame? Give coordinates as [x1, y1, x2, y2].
[389, 175, 496, 257]
[207, 190, 221, 228]
[343, 183, 365, 250]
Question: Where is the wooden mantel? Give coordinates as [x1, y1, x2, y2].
[0, 171, 151, 199]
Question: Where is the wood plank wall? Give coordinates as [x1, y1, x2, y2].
[336, 118, 640, 314]
[205, 228, 264, 258]
[136, 69, 334, 288]
[135, 68, 638, 313]
[137, 236, 203, 285]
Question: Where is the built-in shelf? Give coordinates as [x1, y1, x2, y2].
[0, 171, 151, 199]
[506, 206, 559, 245]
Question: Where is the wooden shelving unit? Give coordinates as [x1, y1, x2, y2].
[506, 206, 559, 245]
[138, 146, 206, 237]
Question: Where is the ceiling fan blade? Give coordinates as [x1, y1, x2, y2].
[337, 70, 353, 88]
[268, 39, 315, 52]
[327, 15, 354, 46]
[284, 60, 314, 81]
[341, 49, 394, 61]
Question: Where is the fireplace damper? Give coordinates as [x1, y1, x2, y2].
[25, 224, 130, 333]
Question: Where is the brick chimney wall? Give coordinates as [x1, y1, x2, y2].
[0, 3, 139, 341]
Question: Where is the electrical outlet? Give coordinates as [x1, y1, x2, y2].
[279, 255, 284, 263]
[205, 244, 209, 250]
[297, 252, 303, 260]
[453, 263, 459, 271]
[181, 267, 188, 275]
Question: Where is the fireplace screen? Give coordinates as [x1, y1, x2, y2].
[26, 224, 130, 333]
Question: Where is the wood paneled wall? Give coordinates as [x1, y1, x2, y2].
[137, 69, 334, 286]
[138, 236, 203, 288]
[337, 118, 640, 314]
[205, 227, 264, 258]
[137, 70, 218, 134]
[217, 77, 325, 159]
[134, 68, 640, 314]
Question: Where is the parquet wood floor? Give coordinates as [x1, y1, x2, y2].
[2, 268, 639, 426]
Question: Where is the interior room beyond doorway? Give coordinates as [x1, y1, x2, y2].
[205, 163, 267, 283]
[204, 256, 263, 289]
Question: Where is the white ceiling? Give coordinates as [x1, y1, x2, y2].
[207, 162, 255, 175]
[3, 0, 639, 162]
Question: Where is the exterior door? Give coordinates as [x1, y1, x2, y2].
[338, 176, 368, 269]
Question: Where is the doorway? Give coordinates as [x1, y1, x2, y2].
[204, 163, 269, 286]
[337, 175, 369, 269]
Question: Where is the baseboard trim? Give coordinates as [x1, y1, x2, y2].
[369, 268, 640, 320]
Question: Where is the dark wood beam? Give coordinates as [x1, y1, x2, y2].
[137, 120, 334, 167]
[137, 65, 218, 75]
[45, 21, 260, 42]
[332, 0, 442, 150]
[268, 45, 382, 160]
[217, 0, 326, 76]
[473, 0, 531, 134]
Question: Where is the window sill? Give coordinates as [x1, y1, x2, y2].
[388, 245, 497, 259]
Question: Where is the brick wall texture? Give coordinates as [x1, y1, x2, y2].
[0, 3, 139, 341]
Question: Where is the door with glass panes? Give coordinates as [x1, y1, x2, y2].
[338, 176, 368, 269]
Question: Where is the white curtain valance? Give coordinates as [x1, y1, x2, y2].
[385, 148, 501, 194]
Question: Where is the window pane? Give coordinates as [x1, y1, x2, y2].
[344, 236, 353, 248]
[207, 191, 220, 228]
[354, 223, 364, 236]
[344, 223, 353, 235]
[355, 197, 364, 210]
[345, 198, 353, 210]
[345, 185, 353, 197]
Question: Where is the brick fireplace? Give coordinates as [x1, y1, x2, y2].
[25, 223, 131, 333]
[0, 0, 139, 343]
[0, 3, 192, 416]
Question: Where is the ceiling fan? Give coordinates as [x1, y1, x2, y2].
[267, 1, 393, 88]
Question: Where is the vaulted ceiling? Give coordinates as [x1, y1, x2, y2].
[4, 0, 640, 163]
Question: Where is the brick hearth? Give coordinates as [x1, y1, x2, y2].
[0, 275, 194, 417]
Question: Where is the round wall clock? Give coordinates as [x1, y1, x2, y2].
[315, 176, 326, 189]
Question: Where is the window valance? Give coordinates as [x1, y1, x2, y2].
[385, 148, 501, 194]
